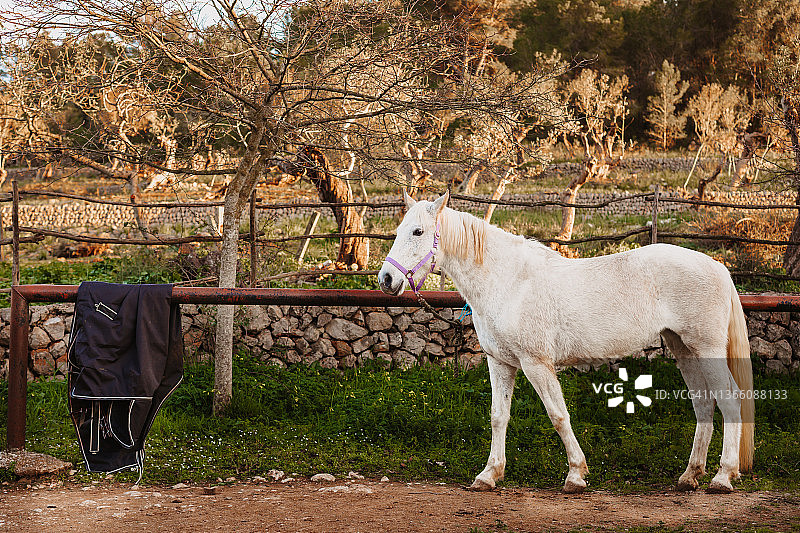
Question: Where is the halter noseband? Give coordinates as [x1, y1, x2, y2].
[385, 223, 440, 294]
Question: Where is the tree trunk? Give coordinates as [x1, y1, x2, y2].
[401, 141, 432, 198]
[552, 157, 612, 255]
[298, 146, 369, 269]
[484, 168, 515, 224]
[213, 117, 268, 415]
[782, 99, 800, 277]
[460, 164, 483, 194]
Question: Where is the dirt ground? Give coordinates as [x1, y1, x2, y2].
[2, 478, 799, 533]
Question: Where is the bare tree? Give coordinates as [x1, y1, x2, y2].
[684, 83, 750, 187]
[553, 68, 629, 253]
[3, 0, 556, 414]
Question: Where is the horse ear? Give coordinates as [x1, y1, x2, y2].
[403, 189, 416, 209]
[431, 189, 449, 217]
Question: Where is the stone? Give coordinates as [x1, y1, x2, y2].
[320, 357, 339, 369]
[332, 340, 353, 358]
[267, 469, 285, 481]
[258, 330, 274, 350]
[375, 353, 393, 368]
[325, 319, 368, 341]
[387, 331, 403, 347]
[412, 309, 434, 323]
[357, 351, 375, 365]
[425, 342, 444, 357]
[765, 359, 787, 374]
[266, 358, 286, 368]
[347, 471, 365, 480]
[770, 312, 791, 326]
[272, 317, 289, 336]
[284, 350, 301, 364]
[29, 327, 50, 350]
[749, 336, 775, 359]
[317, 313, 333, 327]
[32, 349, 52, 375]
[392, 350, 417, 370]
[313, 338, 336, 357]
[341, 354, 357, 368]
[0, 450, 72, 477]
[267, 305, 283, 321]
[402, 332, 427, 355]
[276, 337, 295, 348]
[42, 317, 65, 341]
[0, 326, 10, 347]
[745, 316, 765, 337]
[241, 335, 258, 348]
[765, 324, 788, 343]
[242, 306, 270, 333]
[372, 332, 390, 353]
[49, 340, 67, 360]
[365, 312, 393, 332]
[295, 337, 311, 355]
[318, 484, 373, 494]
[409, 324, 429, 338]
[775, 339, 793, 367]
[430, 319, 450, 332]
[341, 306, 360, 319]
[303, 327, 321, 343]
[352, 335, 374, 354]
[386, 307, 405, 316]
[393, 314, 412, 332]
[302, 352, 323, 365]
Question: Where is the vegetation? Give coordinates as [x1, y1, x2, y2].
[1, 355, 798, 490]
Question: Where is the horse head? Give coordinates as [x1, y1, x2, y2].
[378, 190, 449, 296]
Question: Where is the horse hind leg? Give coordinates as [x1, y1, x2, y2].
[667, 331, 742, 493]
[519, 359, 588, 494]
[470, 356, 517, 491]
[665, 331, 715, 492]
[698, 355, 742, 493]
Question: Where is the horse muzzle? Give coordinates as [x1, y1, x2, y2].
[378, 265, 405, 296]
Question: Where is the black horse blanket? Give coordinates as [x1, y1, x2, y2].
[68, 282, 183, 475]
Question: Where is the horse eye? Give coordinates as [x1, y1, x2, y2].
[412, 228, 424, 237]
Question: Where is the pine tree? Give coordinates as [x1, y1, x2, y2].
[645, 60, 689, 150]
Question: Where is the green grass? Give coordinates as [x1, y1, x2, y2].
[1, 356, 798, 491]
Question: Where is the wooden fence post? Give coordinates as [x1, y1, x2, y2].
[250, 190, 257, 288]
[12, 179, 20, 285]
[651, 185, 659, 245]
[296, 211, 321, 263]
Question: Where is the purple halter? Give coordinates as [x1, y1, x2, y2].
[385, 223, 441, 294]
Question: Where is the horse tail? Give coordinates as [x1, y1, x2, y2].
[728, 282, 754, 473]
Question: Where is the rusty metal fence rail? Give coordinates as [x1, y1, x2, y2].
[7, 284, 800, 451]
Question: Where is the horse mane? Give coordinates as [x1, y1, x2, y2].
[439, 208, 486, 265]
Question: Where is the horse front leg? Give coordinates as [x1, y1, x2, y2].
[520, 360, 588, 494]
[470, 356, 517, 491]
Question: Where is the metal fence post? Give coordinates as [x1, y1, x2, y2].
[7, 286, 30, 450]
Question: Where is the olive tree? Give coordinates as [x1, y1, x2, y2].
[4, 0, 556, 414]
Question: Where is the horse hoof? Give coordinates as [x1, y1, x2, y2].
[468, 479, 495, 491]
[563, 479, 586, 494]
[676, 478, 699, 492]
[707, 480, 733, 494]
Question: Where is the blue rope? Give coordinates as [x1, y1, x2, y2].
[457, 304, 472, 323]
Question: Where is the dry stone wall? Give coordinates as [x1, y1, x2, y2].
[1, 302, 798, 381]
[5, 189, 795, 232]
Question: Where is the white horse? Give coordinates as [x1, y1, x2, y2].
[378, 191, 754, 494]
